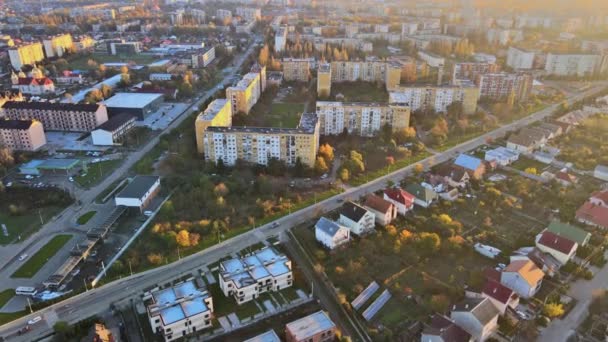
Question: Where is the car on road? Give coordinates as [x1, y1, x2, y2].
[18, 254, 28, 261]
[272, 222, 279, 228]
[336, 199, 344, 203]
[27, 316, 42, 325]
[320, 173, 328, 179]
[143, 211, 153, 217]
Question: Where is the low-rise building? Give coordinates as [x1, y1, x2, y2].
[219, 247, 292, 304]
[484, 147, 519, 166]
[146, 280, 213, 342]
[421, 314, 472, 342]
[91, 113, 136, 146]
[383, 188, 415, 215]
[315, 217, 350, 249]
[114, 175, 161, 211]
[576, 190, 608, 229]
[546, 221, 590, 247]
[535, 231, 577, 265]
[244, 330, 281, 342]
[338, 201, 375, 235]
[0, 101, 108, 132]
[500, 260, 544, 298]
[364, 194, 397, 226]
[450, 297, 499, 341]
[0, 119, 46, 151]
[506, 127, 551, 153]
[285, 311, 336, 342]
[481, 280, 519, 315]
[195, 99, 232, 154]
[103, 93, 164, 121]
[453, 154, 486, 180]
[405, 183, 438, 208]
[593, 165, 608, 181]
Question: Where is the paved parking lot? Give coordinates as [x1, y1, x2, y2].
[137, 102, 189, 131]
[44, 132, 108, 152]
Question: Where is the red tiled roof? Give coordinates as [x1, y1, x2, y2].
[576, 201, 608, 228]
[364, 194, 393, 214]
[483, 267, 501, 282]
[538, 231, 577, 254]
[384, 188, 414, 207]
[591, 190, 608, 205]
[482, 280, 516, 304]
[555, 171, 577, 183]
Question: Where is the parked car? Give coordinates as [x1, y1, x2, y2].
[27, 316, 42, 325]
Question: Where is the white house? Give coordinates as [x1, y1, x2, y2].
[450, 297, 499, 342]
[114, 175, 161, 211]
[500, 260, 544, 299]
[315, 217, 350, 250]
[481, 280, 519, 315]
[363, 194, 397, 226]
[484, 147, 519, 166]
[338, 201, 375, 235]
[535, 231, 577, 265]
[383, 188, 415, 215]
[594, 165, 608, 181]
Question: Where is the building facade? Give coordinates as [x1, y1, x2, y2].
[329, 59, 401, 89]
[275, 26, 288, 52]
[285, 311, 336, 342]
[195, 99, 232, 153]
[544, 53, 606, 76]
[236, 7, 261, 21]
[389, 85, 479, 114]
[0, 102, 108, 132]
[0, 119, 46, 151]
[476, 73, 533, 101]
[9, 43, 45, 70]
[452, 62, 499, 84]
[317, 63, 332, 98]
[43, 34, 74, 58]
[282, 58, 311, 82]
[315, 101, 410, 137]
[226, 72, 262, 114]
[91, 113, 136, 146]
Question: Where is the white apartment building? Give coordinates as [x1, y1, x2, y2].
[236, 7, 261, 21]
[417, 50, 445, 67]
[91, 113, 136, 146]
[507, 47, 536, 69]
[216, 9, 232, 21]
[146, 280, 214, 342]
[218, 248, 293, 304]
[389, 84, 479, 114]
[0, 119, 46, 151]
[544, 53, 606, 76]
[275, 26, 288, 52]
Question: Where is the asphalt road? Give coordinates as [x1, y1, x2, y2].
[1, 85, 605, 341]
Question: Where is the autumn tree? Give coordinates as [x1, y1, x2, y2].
[543, 303, 564, 318]
[318, 143, 335, 163]
[314, 156, 329, 174]
[394, 127, 417, 144]
[176, 229, 191, 247]
[258, 44, 270, 66]
[339, 167, 350, 182]
[147, 253, 162, 265]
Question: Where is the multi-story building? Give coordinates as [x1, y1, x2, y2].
[486, 28, 523, 46]
[146, 280, 214, 342]
[544, 53, 607, 77]
[9, 43, 45, 70]
[0, 119, 46, 151]
[73, 36, 96, 52]
[329, 59, 402, 89]
[110, 42, 141, 55]
[236, 7, 261, 21]
[42, 34, 73, 58]
[11, 69, 55, 95]
[315, 101, 410, 137]
[285, 311, 336, 342]
[226, 72, 262, 115]
[0, 102, 108, 132]
[250, 63, 267, 92]
[91, 113, 136, 146]
[282, 58, 311, 82]
[218, 248, 293, 304]
[317, 63, 332, 98]
[275, 26, 288, 52]
[204, 112, 319, 167]
[195, 99, 232, 153]
[389, 84, 479, 114]
[506, 46, 538, 70]
[216, 9, 232, 22]
[417, 50, 445, 68]
[452, 62, 499, 84]
[194, 46, 216, 68]
[476, 73, 533, 101]
[191, 9, 206, 24]
[374, 24, 389, 33]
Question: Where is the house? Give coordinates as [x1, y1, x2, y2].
[114, 175, 161, 211]
[539, 122, 563, 138]
[420, 314, 472, 342]
[506, 127, 550, 153]
[576, 190, 608, 229]
[383, 188, 415, 215]
[440, 188, 460, 201]
[405, 183, 439, 208]
[511, 247, 561, 277]
[500, 260, 544, 298]
[244, 330, 281, 342]
[593, 165, 608, 181]
[589, 190, 608, 207]
[433, 165, 470, 188]
[450, 297, 499, 341]
[535, 231, 577, 265]
[285, 310, 336, 342]
[364, 194, 397, 226]
[481, 280, 519, 315]
[453, 154, 486, 180]
[315, 217, 350, 250]
[484, 147, 519, 166]
[338, 201, 376, 235]
[554, 168, 578, 187]
[546, 221, 590, 247]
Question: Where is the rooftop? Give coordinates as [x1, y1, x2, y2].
[0, 119, 35, 130]
[422, 315, 471, 342]
[364, 194, 393, 214]
[148, 280, 211, 326]
[207, 112, 318, 135]
[537, 231, 577, 254]
[504, 260, 544, 286]
[220, 247, 291, 289]
[197, 99, 230, 121]
[454, 154, 483, 171]
[546, 221, 590, 245]
[2, 101, 102, 112]
[340, 201, 371, 222]
[286, 311, 335, 340]
[315, 217, 347, 238]
[452, 297, 499, 325]
[94, 113, 135, 132]
[482, 280, 517, 304]
[116, 175, 160, 200]
[384, 188, 415, 206]
[103, 93, 163, 109]
[243, 330, 281, 342]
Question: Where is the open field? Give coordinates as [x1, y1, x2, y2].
[76, 159, 123, 187]
[12, 234, 73, 278]
[0, 206, 66, 245]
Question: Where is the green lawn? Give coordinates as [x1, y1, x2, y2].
[0, 311, 27, 325]
[510, 156, 548, 172]
[268, 102, 305, 128]
[0, 289, 15, 309]
[0, 207, 65, 245]
[77, 211, 97, 225]
[12, 234, 73, 278]
[207, 283, 261, 318]
[330, 82, 388, 102]
[76, 159, 123, 187]
[350, 152, 431, 186]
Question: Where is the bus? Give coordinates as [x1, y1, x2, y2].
[15, 286, 37, 297]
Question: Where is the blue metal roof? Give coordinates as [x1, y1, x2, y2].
[454, 154, 483, 171]
[315, 217, 345, 238]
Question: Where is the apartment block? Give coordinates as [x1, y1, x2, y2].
[544, 53, 607, 76]
[9, 42, 45, 70]
[216, 9, 232, 21]
[452, 62, 499, 84]
[203, 112, 319, 167]
[146, 280, 214, 342]
[329, 59, 402, 89]
[507, 47, 537, 70]
[110, 42, 141, 55]
[275, 26, 288, 52]
[236, 7, 261, 21]
[285, 311, 336, 342]
[43, 34, 74, 58]
[226, 72, 262, 114]
[317, 63, 332, 98]
[282, 58, 311, 82]
[0, 101, 108, 132]
[389, 84, 479, 114]
[250, 63, 267, 92]
[195, 99, 232, 153]
[315, 101, 410, 137]
[218, 248, 293, 304]
[0, 119, 46, 151]
[476, 73, 533, 101]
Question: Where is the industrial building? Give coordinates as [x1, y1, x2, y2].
[91, 113, 136, 146]
[103, 93, 164, 120]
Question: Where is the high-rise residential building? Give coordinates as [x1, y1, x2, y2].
[195, 99, 232, 153]
[218, 248, 293, 304]
[191, 9, 206, 24]
[42, 34, 74, 58]
[250, 64, 267, 92]
[275, 26, 288, 52]
[389, 84, 479, 115]
[328, 59, 402, 89]
[317, 63, 332, 98]
[452, 62, 500, 84]
[0, 119, 46, 151]
[216, 9, 232, 22]
[315, 101, 411, 137]
[203, 112, 319, 167]
[476, 73, 533, 101]
[282, 58, 311, 82]
[506, 46, 538, 70]
[8, 43, 45, 70]
[0, 102, 108, 132]
[236, 7, 261, 21]
[544, 53, 607, 76]
[226, 72, 262, 114]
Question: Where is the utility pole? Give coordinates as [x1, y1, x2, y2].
[177, 247, 181, 260]
[26, 297, 33, 313]
[38, 210, 44, 225]
[84, 279, 89, 292]
[129, 260, 133, 276]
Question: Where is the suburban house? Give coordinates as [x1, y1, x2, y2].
[285, 311, 336, 342]
[535, 231, 578, 265]
[546, 221, 590, 247]
[484, 147, 519, 166]
[554, 168, 578, 187]
[432, 165, 470, 188]
[420, 314, 472, 342]
[500, 260, 544, 298]
[405, 183, 439, 208]
[315, 217, 350, 250]
[593, 165, 608, 181]
[440, 188, 460, 201]
[338, 201, 376, 235]
[450, 297, 499, 342]
[481, 280, 519, 315]
[576, 190, 608, 229]
[511, 247, 561, 277]
[364, 194, 397, 226]
[383, 188, 415, 215]
[506, 127, 550, 153]
[453, 154, 486, 180]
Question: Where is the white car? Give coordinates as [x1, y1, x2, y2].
[18, 254, 28, 261]
[27, 316, 42, 325]
[143, 211, 153, 217]
[68, 177, 74, 182]
[25, 175, 34, 180]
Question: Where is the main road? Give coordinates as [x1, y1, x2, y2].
[0, 83, 605, 341]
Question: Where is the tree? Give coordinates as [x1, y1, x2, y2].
[147, 253, 162, 265]
[53, 321, 74, 339]
[100, 83, 112, 98]
[414, 163, 424, 174]
[176, 229, 191, 247]
[524, 167, 538, 175]
[318, 143, 335, 163]
[339, 167, 350, 182]
[394, 127, 417, 143]
[543, 303, 564, 318]
[417, 232, 441, 252]
[314, 156, 329, 174]
[258, 44, 270, 66]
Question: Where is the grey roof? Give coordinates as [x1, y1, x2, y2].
[286, 311, 335, 340]
[103, 92, 163, 109]
[116, 175, 160, 199]
[207, 112, 318, 134]
[452, 297, 499, 326]
[243, 330, 281, 342]
[94, 113, 135, 132]
[315, 217, 346, 238]
[340, 201, 370, 223]
[2, 100, 101, 112]
[0, 119, 35, 130]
